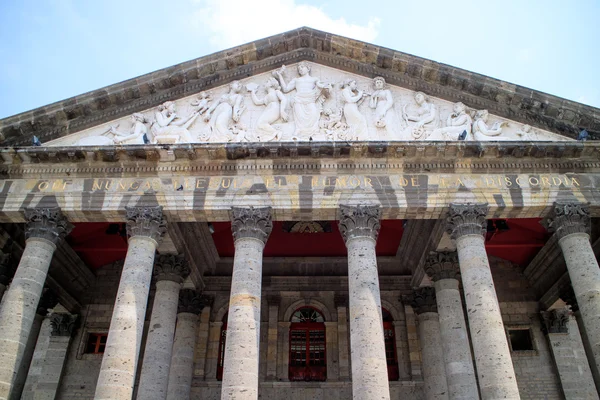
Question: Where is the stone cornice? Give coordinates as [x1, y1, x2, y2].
[1, 27, 598, 146]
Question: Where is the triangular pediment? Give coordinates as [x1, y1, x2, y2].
[44, 63, 571, 146]
[1, 27, 597, 146]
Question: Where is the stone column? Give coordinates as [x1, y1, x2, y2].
[205, 321, 223, 381]
[425, 252, 479, 400]
[405, 288, 449, 400]
[545, 202, 600, 373]
[334, 293, 351, 380]
[221, 207, 272, 400]
[94, 206, 166, 400]
[166, 290, 206, 400]
[446, 203, 520, 399]
[137, 254, 190, 400]
[0, 208, 72, 400]
[193, 299, 213, 379]
[541, 308, 599, 399]
[22, 312, 78, 400]
[265, 294, 280, 381]
[0, 252, 15, 304]
[11, 289, 59, 400]
[338, 204, 390, 400]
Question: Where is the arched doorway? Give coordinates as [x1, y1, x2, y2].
[383, 308, 399, 380]
[289, 307, 327, 381]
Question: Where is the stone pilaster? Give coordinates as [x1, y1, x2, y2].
[446, 203, 520, 400]
[166, 289, 206, 400]
[221, 207, 272, 400]
[339, 204, 390, 400]
[94, 206, 166, 400]
[0, 207, 71, 400]
[266, 294, 281, 380]
[137, 254, 190, 400]
[425, 252, 478, 400]
[405, 287, 449, 400]
[334, 293, 350, 380]
[545, 202, 600, 375]
[193, 295, 214, 379]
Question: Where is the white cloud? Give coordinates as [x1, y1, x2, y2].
[188, 0, 380, 49]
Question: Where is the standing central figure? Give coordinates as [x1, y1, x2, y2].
[273, 62, 331, 140]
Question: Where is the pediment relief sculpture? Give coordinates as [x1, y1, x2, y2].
[47, 62, 571, 147]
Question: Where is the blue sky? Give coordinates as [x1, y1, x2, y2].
[0, 0, 598, 119]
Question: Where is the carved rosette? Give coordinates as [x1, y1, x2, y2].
[24, 207, 73, 246]
[125, 206, 167, 244]
[338, 204, 381, 243]
[541, 309, 570, 335]
[230, 207, 273, 244]
[424, 252, 461, 282]
[0, 252, 15, 286]
[153, 254, 190, 283]
[446, 203, 489, 240]
[543, 202, 591, 240]
[50, 313, 78, 337]
[177, 289, 210, 315]
[403, 287, 437, 315]
[37, 288, 59, 316]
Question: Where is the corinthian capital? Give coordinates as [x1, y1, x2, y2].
[424, 252, 461, 282]
[24, 207, 73, 246]
[230, 207, 273, 244]
[338, 204, 381, 243]
[177, 289, 211, 315]
[541, 309, 570, 335]
[125, 206, 167, 244]
[154, 254, 190, 283]
[403, 287, 437, 315]
[543, 202, 590, 240]
[50, 313, 78, 337]
[446, 203, 488, 240]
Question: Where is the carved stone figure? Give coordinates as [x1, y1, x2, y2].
[108, 113, 148, 144]
[150, 101, 198, 144]
[369, 77, 394, 128]
[341, 79, 369, 140]
[403, 92, 439, 139]
[203, 81, 246, 142]
[247, 78, 288, 142]
[190, 92, 212, 115]
[320, 108, 347, 141]
[516, 124, 536, 140]
[472, 109, 507, 140]
[430, 102, 473, 140]
[273, 62, 331, 140]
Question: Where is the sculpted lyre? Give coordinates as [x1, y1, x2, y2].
[341, 79, 369, 140]
[203, 81, 246, 142]
[247, 78, 288, 142]
[273, 62, 331, 140]
[150, 101, 198, 144]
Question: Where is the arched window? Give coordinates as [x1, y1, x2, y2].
[217, 312, 227, 381]
[289, 307, 326, 381]
[382, 308, 399, 381]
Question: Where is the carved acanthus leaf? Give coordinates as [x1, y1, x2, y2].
[424, 252, 461, 282]
[125, 206, 167, 244]
[403, 287, 437, 315]
[543, 202, 590, 240]
[24, 207, 73, 246]
[338, 204, 381, 243]
[446, 203, 488, 240]
[154, 254, 190, 283]
[50, 313, 78, 337]
[230, 207, 273, 244]
[541, 309, 570, 334]
[178, 289, 209, 315]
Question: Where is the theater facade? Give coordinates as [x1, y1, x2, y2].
[0, 27, 599, 400]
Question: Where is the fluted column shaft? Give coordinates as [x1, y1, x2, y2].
[425, 253, 479, 400]
[0, 208, 71, 400]
[339, 204, 390, 400]
[447, 204, 520, 400]
[137, 255, 190, 400]
[221, 207, 272, 400]
[546, 203, 600, 373]
[94, 206, 166, 400]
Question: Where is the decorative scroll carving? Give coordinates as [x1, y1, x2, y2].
[403, 287, 437, 315]
[50, 313, 78, 337]
[0, 252, 15, 286]
[230, 206, 273, 244]
[543, 202, 590, 240]
[153, 254, 190, 283]
[24, 207, 73, 246]
[338, 204, 381, 243]
[446, 203, 489, 240]
[424, 252, 461, 282]
[541, 309, 570, 334]
[125, 206, 167, 244]
[37, 288, 59, 316]
[177, 289, 207, 315]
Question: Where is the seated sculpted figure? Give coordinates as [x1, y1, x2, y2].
[430, 102, 472, 140]
[108, 113, 148, 144]
[472, 110, 507, 141]
[369, 77, 394, 128]
[150, 101, 198, 144]
[203, 81, 245, 142]
[273, 62, 331, 140]
[402, 92, 438, 139]
[247, 78, 288, 142]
